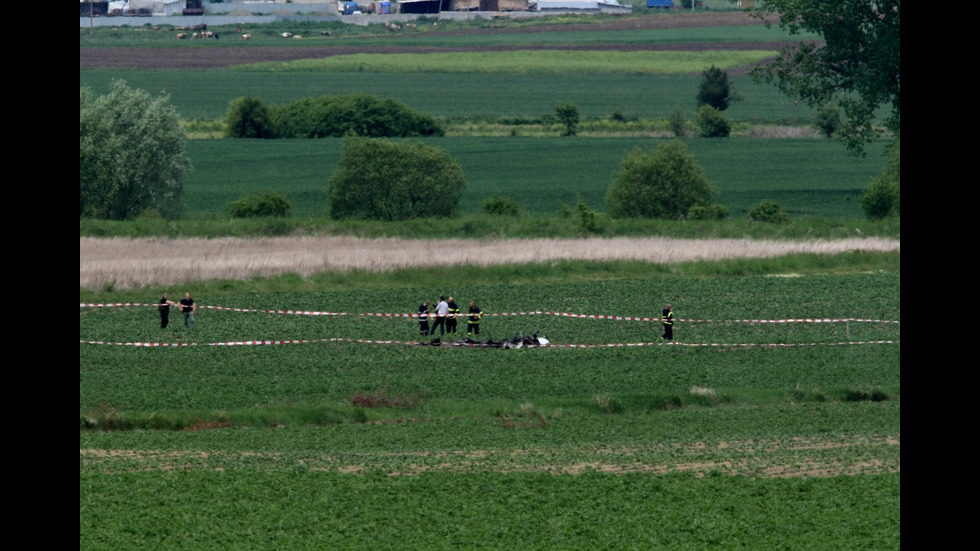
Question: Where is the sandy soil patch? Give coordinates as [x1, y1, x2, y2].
[80, 236, 899, 290]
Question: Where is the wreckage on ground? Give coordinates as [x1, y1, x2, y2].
[418, 334, 551, 348]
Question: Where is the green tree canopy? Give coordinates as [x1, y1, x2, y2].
[696, 65, 739, 111]
[328, 137, 466, 221]
[80, 80, 190, 220]
[606, 140, 716, 219]
[224, 96, 276, 139]
[272, 94, 444, 139]
[751, 0, 900, 154]
[554, 102, 580, 137]
[861, 136, 900, 219]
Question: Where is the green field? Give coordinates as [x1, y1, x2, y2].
[81, 261, 900, 549]
[81, 12, 899, 550]
[79, 69, 819, 123]
[176, 137, 887, 219]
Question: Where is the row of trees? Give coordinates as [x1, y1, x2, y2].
[224, 94, 444, 139]
[77, 82, 889, 223]
[82, 1, 900, 222]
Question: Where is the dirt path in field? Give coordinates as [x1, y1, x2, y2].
[79, 434, 900, 477]
[79, 235, 900, 290]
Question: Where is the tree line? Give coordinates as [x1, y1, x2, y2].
[81, 1, 899, 223]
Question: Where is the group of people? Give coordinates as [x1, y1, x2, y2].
[155, 293, 673, 341]
[418, 296, 482, 338]
[159, 292, 198, 329]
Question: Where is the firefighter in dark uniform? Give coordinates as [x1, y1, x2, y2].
[467, 301, 482, 337]
[446, 296, 460, 336]
[418, 300, 430, 336]
[662, 304, 674, 341]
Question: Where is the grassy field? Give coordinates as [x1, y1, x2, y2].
[79, 68, 820, 123]
[81, 258, 900, 549]
[81, 12, 899, 550]
[161, 137, 888, 220]
[79, 69, 828, 125]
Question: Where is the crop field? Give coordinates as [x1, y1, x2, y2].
[81, 10, 899, 550]
[79, 67, 816, 123]
[177, 137, 887, 219]
[81, 264, 900, 549]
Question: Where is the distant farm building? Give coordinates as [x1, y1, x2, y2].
[646, 0, 674, 7]
[96, 0, 187, 16]
[396, 0, 529, 13]
[398, 0, 628, 12]
[537, 0, 631, 12]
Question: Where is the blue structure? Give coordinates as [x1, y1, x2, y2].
[647, 0, 673, 6]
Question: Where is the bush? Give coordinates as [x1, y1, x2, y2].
[483, 196, 523, 216]
[80, 80, 189, 220]
[697, 65, 739, 111]
[748, 200, 790, 224]
[860, 175, 898, 220]
[813, 104, 841, 138]
[329, 136, 466, 220]
[554, 102, 580, 137]
[577, 197, 602, 233]
[668, 108, 687, 138]
[688, 204, 731, 221]
[272, 94, 444, 139]
[697, 105, 731, 137]
[228, 191, 292, 218]
[606, 139, 717, 219]
[224, 96, 276, 139]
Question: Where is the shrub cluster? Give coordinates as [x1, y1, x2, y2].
[606, 139, 716, 219]
[861, 137, 900, 220]
[748, 200, 790, 224]
[687, 204, 731, 221]
[329, 136, 466, 220]
[483, 196, 523, 216]
[697, 105, 732, 138]
[228, 191, 292, 218]
[224, 94, 444, 139]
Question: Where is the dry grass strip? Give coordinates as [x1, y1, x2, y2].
[80, 236, 900, 290]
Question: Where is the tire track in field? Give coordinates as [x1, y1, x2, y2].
[80, 434, 900, 478]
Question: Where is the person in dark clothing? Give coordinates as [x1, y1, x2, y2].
[159, 292, 174, 329]
[446, 296, 459, 336]
[180, 292, 198, 329]
[467, 301, 482, 337]
[418, 300, 430, 336]
[662, 304, 674, 341]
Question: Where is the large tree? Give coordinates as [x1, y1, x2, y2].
[606, 140, 716, 219]
[224, 96, 276, 139]
[328, 137, 466, 221]
[80, 80, 190, 219]
[697, 65, 739, 111]
[751, 0, 900, 154]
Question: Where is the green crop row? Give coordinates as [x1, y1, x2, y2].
[80, 469, 900, 549]
[79, 69, 819, 123]
[139, 137, 887, 220]
[244, 50, 777, 75]
[81, 270, 900, 413]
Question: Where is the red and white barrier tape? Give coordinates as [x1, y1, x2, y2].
[80, 303, 899, 325]
[80, 338, 896, 348]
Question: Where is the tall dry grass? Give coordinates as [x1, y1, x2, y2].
[80, 236, 900, 290]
